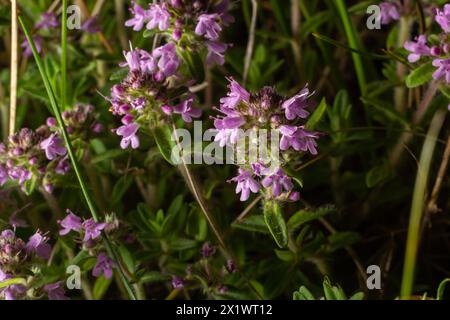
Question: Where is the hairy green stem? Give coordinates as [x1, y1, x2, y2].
[19, 15, 137, 301]
[400, 109, 446, 299]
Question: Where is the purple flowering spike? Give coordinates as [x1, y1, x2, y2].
[282, 85, 312, 120]
[147, 3, 171, 31]
[432, 58, 450, 84]
[44, 282, 69, 300]
[35, 12, 59, 29]
[153, 43, 180, 77]
[172, 98, 202, 123]
[195, 14, 222, 40]
[26, 231, 52, 260]
[82, 218, 107, 242]
[435, 4, 450, 33]
[261, 168, 294, 197]
[404, 35, 431, 63]
[279, 125, 319, 155]
[116, 123, 140, 150]
[379, 2, 400, 25]
[21, 35, 42, 57]
[58, 210, 83, 235]
[92, 252, 116, 279]
[125, 1, 149, 31]
[40, 134, 67, 160]
[229, 168, 260, 201]
[206, 41, 227, 66]
[220, 78, 250, 109]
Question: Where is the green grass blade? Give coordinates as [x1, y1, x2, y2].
[334, 0, 367, 94]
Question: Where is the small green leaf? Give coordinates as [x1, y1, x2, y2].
[306, 98, 327, 130]
[405, 62, 436, 88]
[263, 201, 288, 248]
[93, 276, 113, 300]
[153, 125, 177, 165]
[293, 286, 315, 300]
[349, 292, 365, 300]
[288, 205, 335, 229]
[437, 278, 450, 300]
[232, 215, 270, 234]
[139, 271, 170, 284]
[0, 278, 26, 289]
[366, 164, 390, 188]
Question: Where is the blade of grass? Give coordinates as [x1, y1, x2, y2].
[400, 109, 446, 299]
[19, 15, 137, 300]
[9, 0, 18, 136]
[334, 0, 367, 94]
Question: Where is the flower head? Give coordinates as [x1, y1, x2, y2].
[40, 134, 67, 161]
[379, 2, 400, 25]
[147, 3, 171, 31]
[82, 219, 107, 242]
[35, 12, 59, 29]
[195, 14, 222, 40]
[229, 169, 260, 201]
[125, 1, 149, 31]
[279, 125, 319, 155]
[172, 98, 202, 123]
[435, 4, 450, 33]
[432, 58, 450, 84]
[92, 252, 115, 279]
[58, 210, 83, 235]
[404, 35, 431, 63]
[116, 123, 140, 150]
[261, 168, 294, 197]
[282, 85, 312, 120]
[44, 282, 69, 300]
[25, 231, 52, 260]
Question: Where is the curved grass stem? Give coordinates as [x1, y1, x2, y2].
[400, 109, 446, 299]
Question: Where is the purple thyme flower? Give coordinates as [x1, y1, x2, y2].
[25, 231, 52, 260]
[44, 282, 69, 300]
[0, 270, 26, 300]
[0, 165, 7, 186]
[261, 168, 294, 197]
[172, 98, 202, 123]
[58, 210, 83, 235]
[201, 242, 217, 258]
[35, 12, 59, 29]
[8, 166, 32, 185]
[120, 49, 141, 72]
[195, 14, 222, 40]
[171, 276, 185, 289]
[40, 134, 67, 160]
[206, 41, 227, 66]
[403, 35, 431, 63]
[282, 85, 312, 120]
[153, 43, 180, 78]
[92, 252, 116, 279]
[379, 1, 400, 25]
[435, 4, 450, 33]
[432, 58, 450, 84]
[279, 125, 319, 155]
[55, 158, 70, 175]
[229, 168, 260, 201]
[82, 218, 107, 242]
[116, 123, 140, 149]
[21, 35, 42, 57]
[220, 78, 250, 109]
[147, 3, 171, 31]
[81, 16, 101, 34]
[125, 1, 149, 31]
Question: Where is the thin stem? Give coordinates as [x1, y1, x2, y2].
[427, 132, 450, 214]
[334, 0, 366, 94]
[9, 0, 18, 136]
[243, 0, 257, 84]
[19, 15, 137, 301]
[400, 109, 446, 299]
[61, 0, 68, 110]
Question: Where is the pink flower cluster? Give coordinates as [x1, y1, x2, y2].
[0, 104, 101, 193]
[212, 79, 320, 202]
[125, 0, 233, 66]
[403, 4, 450, 85]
